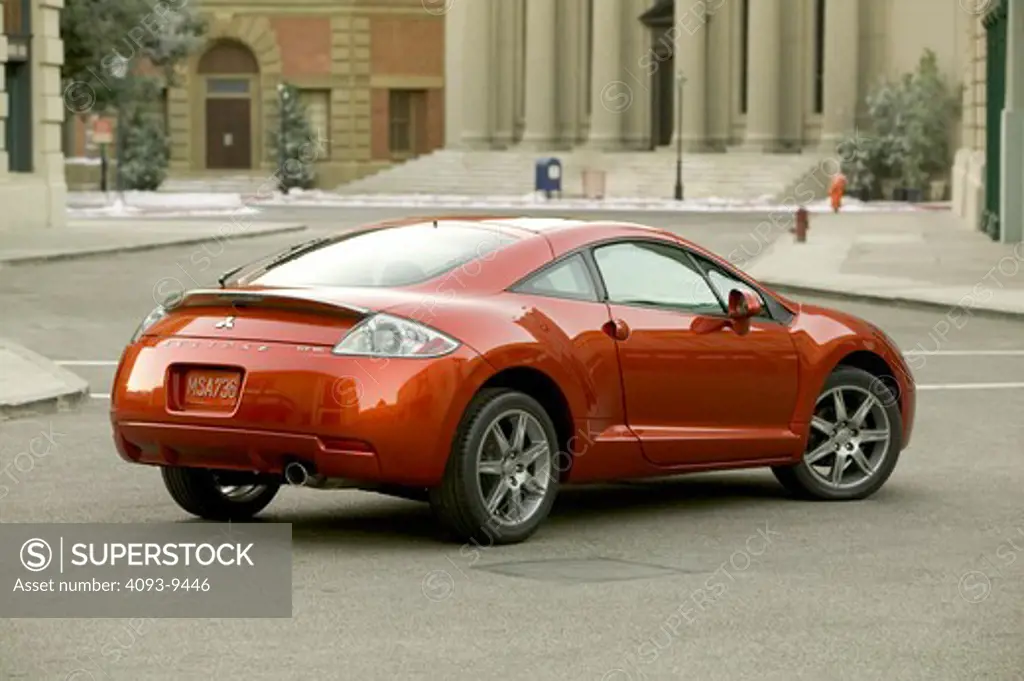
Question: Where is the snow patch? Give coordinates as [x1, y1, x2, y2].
[64, 190, 929, 215]
[65, 157, 103, 166]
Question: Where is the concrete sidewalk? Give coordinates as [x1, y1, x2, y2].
[0, 218, 306, 265]
[0, 339, 89, 420]
[746, 211, 1024, 316]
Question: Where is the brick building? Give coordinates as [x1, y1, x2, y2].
[66, 0, 445, 189]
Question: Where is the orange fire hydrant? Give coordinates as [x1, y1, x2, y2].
[793, 206, 809, 242]
[829, 172, 847, 213]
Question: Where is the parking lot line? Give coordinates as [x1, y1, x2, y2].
[915, 382, 1024, 391]
[903, 350, 1024, 356]
[55, 350, 1024, 369]
[85, 382, 1024, 400]
[55, 360, 119, 366]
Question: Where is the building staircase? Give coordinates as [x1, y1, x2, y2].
[335, 148, 833, 202]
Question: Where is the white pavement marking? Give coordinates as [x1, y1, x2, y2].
[903, 350, 1024, 356]
[916, 382, 1024, 391]
[55, 360, 119, 366]
[85, 384, 1024, 400]
[60, 350, 1024, 367]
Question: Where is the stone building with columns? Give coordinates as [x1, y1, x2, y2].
[0, 0, 66, 230]
[444, 0, 969, 154]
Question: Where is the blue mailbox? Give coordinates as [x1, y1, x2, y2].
[534, 158, 563, 198]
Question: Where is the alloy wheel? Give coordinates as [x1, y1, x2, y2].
[803, 385, 892, 490]
[475, 409, 554, 528]
[214, 478, 270, 503]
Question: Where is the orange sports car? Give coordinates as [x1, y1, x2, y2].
[111, 217, 915, 544]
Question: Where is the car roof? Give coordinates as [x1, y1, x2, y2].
[372, 214, 675, 240]
[361, 215, 706, 261]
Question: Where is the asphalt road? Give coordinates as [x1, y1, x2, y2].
[1, 209, 1023, 680]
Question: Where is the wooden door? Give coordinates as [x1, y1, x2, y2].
[205, 98, 251, 169]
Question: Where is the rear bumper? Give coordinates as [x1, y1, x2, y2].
[113, 422, 383, 480]
[110, 337, 492, 486]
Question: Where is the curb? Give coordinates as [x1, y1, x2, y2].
[0, 223, 307, 267]
[763, 281, 1024, 321]
[0, 340, 91, 421]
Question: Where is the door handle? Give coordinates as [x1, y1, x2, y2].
[602, 318, 630, 341]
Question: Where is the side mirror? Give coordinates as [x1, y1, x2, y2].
[727, 289, 762, 322]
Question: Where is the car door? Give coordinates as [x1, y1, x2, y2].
[590, 239, 801, 466]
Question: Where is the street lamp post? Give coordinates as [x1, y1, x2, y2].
[277, 83, 288, 191]
[277, 84, 286, 173]
[674, 75, 685, 201]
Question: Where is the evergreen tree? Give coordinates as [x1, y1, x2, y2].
[61, 0, 205, 112]
[119, 109, 169, 191]
[273, 83, 318, 192]
[61, 0, 205, 191]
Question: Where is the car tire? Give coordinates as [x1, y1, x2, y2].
[772, 366, 902, 501]
[429, 388, 561, 545]
[161, 467, 280, 521]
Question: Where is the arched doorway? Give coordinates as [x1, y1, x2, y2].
[198, 41, 259, 170]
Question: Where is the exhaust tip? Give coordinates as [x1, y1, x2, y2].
[283, 461, 310, 486]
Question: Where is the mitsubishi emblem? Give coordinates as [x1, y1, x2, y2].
[215, 316, 236, 330]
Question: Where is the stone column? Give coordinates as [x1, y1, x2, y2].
[444, 0, 492, 149]
[1001, 0, 1024, 243]
[585, 0, 623, 148]
[819, 0, 860, 151]
[558, 0, 583, 147]
[520, 0, 558, 149]
[492, 0, 517, 148]
[742, 0, 782, 151]
[576, 0, 591, 145]
[461, 0, 492, 148]
[673, 0, 708, 150]
[622, 0, 652, 149]
[443, 3, 465, 148]
[37, 0, 67, 229]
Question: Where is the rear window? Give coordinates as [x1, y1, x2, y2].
[250, 222, 519, 288]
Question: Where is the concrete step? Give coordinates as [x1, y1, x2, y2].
[337, 150, 828, 200]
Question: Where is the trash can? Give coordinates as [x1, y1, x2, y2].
[582, 169, 606, 199]
[534, 158, 562, 199]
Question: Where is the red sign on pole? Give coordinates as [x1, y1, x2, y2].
[93, 118, 113, 145]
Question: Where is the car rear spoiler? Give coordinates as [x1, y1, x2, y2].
[173, 289, 371, 319]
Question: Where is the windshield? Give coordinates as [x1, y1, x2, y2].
[248, 222, 519, 288]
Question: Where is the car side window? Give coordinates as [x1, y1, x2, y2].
[514, 254, 599, 301]
[593, 241, 723, 314]
[693, 257, 771, 319]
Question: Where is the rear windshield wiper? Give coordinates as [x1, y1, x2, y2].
[217, 236, 335, 287]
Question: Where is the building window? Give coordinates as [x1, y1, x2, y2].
[298, 89, 330, 158]
[5, 62, 33, 172]
[739, 0, 749, 114]
[389, 89, 413, 154]
[3, 0, 28, 36]
[206, 78, 250, 95]
[62, 113, 75, 157]
[813, 0, 826, 114]
[162, 88, 170, 132]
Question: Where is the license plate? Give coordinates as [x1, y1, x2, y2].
[183, 370, 241, 410]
